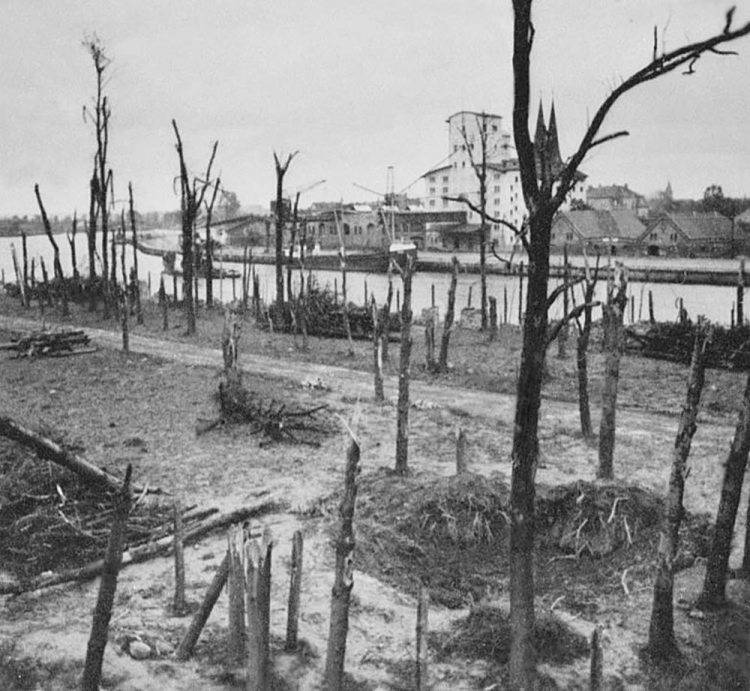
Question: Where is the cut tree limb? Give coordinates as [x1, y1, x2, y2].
[0, 415, 157, 496]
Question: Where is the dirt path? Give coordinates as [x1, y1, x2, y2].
[2, 314, 748, 691]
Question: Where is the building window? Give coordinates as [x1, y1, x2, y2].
[494, 173, 500, 180]
[344, 224, 351, 235]
[442, 187, 449, 194]
[429, 187, 436, 194]
[429, 176, 435, 183]
[494, 198, 500, 206]
[492, 124, 498, 132]
[442, 199, 449, 208]
[494, 186, 500, 193]
[442, 176, 449, 183]
[429, 199, 436, 208]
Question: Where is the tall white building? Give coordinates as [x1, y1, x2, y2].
[422, 106, 586, 249]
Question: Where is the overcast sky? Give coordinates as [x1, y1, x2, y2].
[2, 0, 749, 218]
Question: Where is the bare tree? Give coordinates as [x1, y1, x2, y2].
[82, 34, 113, 315]
[647, 323, 709, 660]
[172, 120, 218, 335]
[273, 151, 298, 307]
[507, 5, 750, 688]
[698, 367, 750, 607]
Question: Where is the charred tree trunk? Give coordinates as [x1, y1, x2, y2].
[324, 439, 360, 691]
[372, 297, 385, 402]
[87, 170, 99, 285]
[273, 151, 297, 307]
[285, 529, 304, 651]
[598, 265, 628, 479]
[438, 256, 459, 372]
[204, 177, 220, 309]
[35, 184, 69, 317]
[395, 257, 414, 476]
[81, 465, 132, 691]
[698, 369, 750, 607]
[647, 323, 708, 660]
[128, 182, 143, 324]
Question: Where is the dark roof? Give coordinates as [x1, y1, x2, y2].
[555, 210, 644, 240]
[587, 184, 643, 201]
[650, 213, 733, 241]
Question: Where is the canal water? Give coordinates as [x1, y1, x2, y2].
[0, 232, 740, 326]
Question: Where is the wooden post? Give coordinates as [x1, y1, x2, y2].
[228, 525, 246, 666]
[244, 528, 273, 691]
[285, 530, 304, 651]
[174, 553, 230, 661]
[324, 440, 361, 691]
[503, 285, 508, 324]
[431, 283, 435, 308]
[81, 466, 132, 691]
[232, 274, 237, 301]
[159, 277, 169, 331]
[415, 586, 429, 691]
[489, 296, 498, 341]
[148, 271, 152, 296]
[395, 257, 414, 475]
[425, 312, 436, 372]
[10, 244, 27, 307]
[372, 297, 385, 402]
[518, 261, 524, 324]
[732, 305, 736, 330]
[589, 627, 603, 691]
[438, 256, 459, 373]
[333, 278, 338, 305]
[738, 258, 745, 327]
[630, 295, 635, 324]
[648, 290, 655, 324]
[455, 428, 468, 475]
[364, 279, 368, 307]
[172, 500, 187, 615]
[467, 284, 473, 308]
[172, 273, 178, 305]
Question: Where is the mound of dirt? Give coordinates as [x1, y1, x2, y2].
[351, 471, 712, 611]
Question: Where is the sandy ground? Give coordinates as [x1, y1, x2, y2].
[1, 312, 749, 690]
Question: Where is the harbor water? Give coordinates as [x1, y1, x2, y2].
[0, 232, 742, 327]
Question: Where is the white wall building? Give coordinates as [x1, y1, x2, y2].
[422, 107, 586, 249]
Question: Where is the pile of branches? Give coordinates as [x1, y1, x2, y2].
[1, 328, 94, 358]
[266, 284, 401, 340]
[0, 440, 175, 582]
[210, 376, 333, 447]
[625, 322, 750, 370]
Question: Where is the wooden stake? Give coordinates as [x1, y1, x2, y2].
[174, 552, 230, 661]
[324, 440, 360, 691]
[589, 626, 603, 691]
[228, 524, 247, 665]
[489, 296, 498, 341]
[416, 586, 430, 691]
[285, 530, 304, 651]
[456, 428, 468, 475]
[172, 499, 187, 615]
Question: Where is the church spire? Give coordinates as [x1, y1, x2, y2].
[547, 100, 563, 169]
[534, 100, 547, 150]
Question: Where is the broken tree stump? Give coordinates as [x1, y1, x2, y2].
[285, 529, 304, 651]
[81, 465, 133, 691]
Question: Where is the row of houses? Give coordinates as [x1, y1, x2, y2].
[550, 209, 749, 258]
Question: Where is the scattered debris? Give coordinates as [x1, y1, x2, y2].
[0, 328, 95, 358]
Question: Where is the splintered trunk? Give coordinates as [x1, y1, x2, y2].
[395, 257, 414, 475]
[509, 212, 552, 690]
[324, 440, 360, 691]
[598, 271, 627, 479]
[647, 324, 708, 660]
[181, 220, 196, 334]
[128, 182, 143, 324]
[81, 466, 132, 691]
[577, 279, 597, 440]
[699, 369, 750, 607]
[88, 172, 98, 283]
[438, 256, 459, 372]
[340, 255, 354, 356]
[372, 297, 385, 402]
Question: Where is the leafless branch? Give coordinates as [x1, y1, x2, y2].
[588, 130, 630, 151]
[546, 275, 585, 309]
[547, 301, 601, 347]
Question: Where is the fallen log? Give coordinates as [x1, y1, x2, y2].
[0, 416, 157, 496]
[0, 496, 280, 595]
